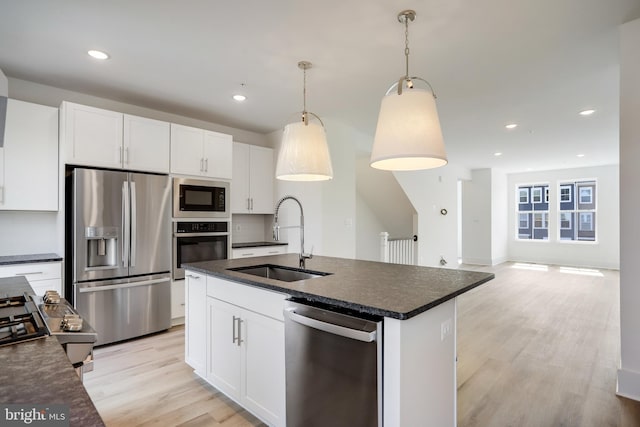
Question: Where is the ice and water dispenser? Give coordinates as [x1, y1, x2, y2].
[85, 226, 118, 270]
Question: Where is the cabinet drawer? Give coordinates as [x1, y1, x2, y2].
[232, 246, 287, 259]
[207, 275, 287, 321]
[0, 262, 61, 282]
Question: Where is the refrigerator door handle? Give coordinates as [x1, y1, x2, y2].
[78, 277, 170, 293]
[130, 181, 137, 267]
[122, 181, 130, 267]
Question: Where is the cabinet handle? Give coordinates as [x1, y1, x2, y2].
[232, 315, 239, 345]
[250, 198, 253, 211]
[0, 186, 4, 204]
[246, 198, 250, 210]
[15, 271, 43, 276]
[124, 147, 129, 164]
[186, 274, 200, 280]
[200, 158, 204, 172]
[268, 251, 279, 254]
[205, 158, 209, 172]
[237, 317, 243, 346]
[241, 253, 254, 257]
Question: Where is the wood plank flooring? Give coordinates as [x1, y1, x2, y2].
[83, 262, 640, 426]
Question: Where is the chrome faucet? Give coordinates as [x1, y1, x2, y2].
[273, 195, 312, 268]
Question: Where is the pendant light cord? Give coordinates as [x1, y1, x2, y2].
[302, 64, 308, 124]
[404, 17, 410, 80]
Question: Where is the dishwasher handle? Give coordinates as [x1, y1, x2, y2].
[284, 307, 377, 343]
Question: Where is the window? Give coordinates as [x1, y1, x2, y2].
[533, 212, 548, 229]
[517, 183, 548, 241]
[519, 213, 529, 229]
[560, 212, 572, 230]
[532, 188, 542, 203]
[579, 187, 592, 204]
[580, 213, 593, 231]
[558, 180, 596, 242]
[519, 189, 528, 204]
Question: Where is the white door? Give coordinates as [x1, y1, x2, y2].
[170, 124, 204, 176]
[185, 272, 207, 375]
[249, 146, 274, 214]
[63, 102, 123, 169]
[207, 297, 242, 399]
[242, 310, 286, 427]
[203, 131, 233, 179]
[231, 143, 251, 213]
[123, 114, 170, 173]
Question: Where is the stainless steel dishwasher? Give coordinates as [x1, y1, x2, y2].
[284, 299, 383, 427]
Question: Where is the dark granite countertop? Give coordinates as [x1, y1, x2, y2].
[184, 254, 494, 320]
[0, 253, 62, 266]
[232, 241, 289, 249]
[0, 277, 104, 426]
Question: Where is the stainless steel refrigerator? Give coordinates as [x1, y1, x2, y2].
[67, 168, 172, 346]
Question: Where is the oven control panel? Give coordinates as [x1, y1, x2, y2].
[175, 221, 229, 234]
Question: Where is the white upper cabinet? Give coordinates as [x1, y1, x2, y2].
[171, 124, 232, 180]
[123, 114, 170, 173]
[1, 99, 58, 211]
[60, 101, 170, 173]
[232, 143, 274, 214]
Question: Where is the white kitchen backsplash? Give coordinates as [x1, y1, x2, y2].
[232, 214, 277, 244]
[0, 211, 60, 256]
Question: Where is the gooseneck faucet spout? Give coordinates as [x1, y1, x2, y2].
[273, 195, 312, 268]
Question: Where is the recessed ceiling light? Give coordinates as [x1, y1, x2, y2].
[233, 94, 247, 102]
[577, 153, 585, 158]
[494, 152, 503, 157]
[579, 109, 595, 116]
[505, 123, 517, 129]
[88, 50, 109, 60]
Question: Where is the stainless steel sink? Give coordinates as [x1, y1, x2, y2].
[227, 264, 332, 282]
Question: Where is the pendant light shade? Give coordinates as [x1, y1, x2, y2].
[370, 88, 447, 170]
[276, 61, 333, 181]
[276, 120, 333, 181]
[370, 10, 448, 171]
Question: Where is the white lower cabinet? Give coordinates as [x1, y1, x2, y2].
[184, 271, 286, 427]
[185, 272, 207, 376]
[0, 262, 62, 296]
[171, 279, 186, 324]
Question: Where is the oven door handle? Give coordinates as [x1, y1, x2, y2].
[173, 232, 230, 238]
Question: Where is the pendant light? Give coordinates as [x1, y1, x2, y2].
[370, 10, 448, 171]
[276, 61, 333, 181]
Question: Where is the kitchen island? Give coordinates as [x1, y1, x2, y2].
[184, 254, 494, 427]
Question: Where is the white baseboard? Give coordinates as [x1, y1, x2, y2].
[617, 368, 640, 401]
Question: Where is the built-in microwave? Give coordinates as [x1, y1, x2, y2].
[173, 177, 230, 218]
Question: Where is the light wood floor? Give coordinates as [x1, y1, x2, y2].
[83, 262, 640, 426]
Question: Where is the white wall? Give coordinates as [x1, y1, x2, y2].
[507, 165, 619, 269]
[461, 169, 493, 265]
[356, 192, 387, 261]
[491, 169, 508, 264]
[394, 164, 472, 268]
[618, 17, 640, 402]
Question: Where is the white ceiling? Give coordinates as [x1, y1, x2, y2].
[1, 0, 638, 173]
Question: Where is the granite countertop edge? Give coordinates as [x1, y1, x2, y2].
[184, 254, 495, 320]
[0, 253, 63, 266]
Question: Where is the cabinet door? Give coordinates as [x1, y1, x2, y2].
[123, 114, 170, 173]
[62, 102, 123, 169]
[207, 297, 242, 400]
[170, 124, 204, 176]
[171, 279, 185, 321]
[249, 146, 274, 214]
[203, 131, 232, 179]
[1, 99, 58, 211]
[242, 310, 286, 427]
[185, 272, 207, 376]
[231, 143, 251, 213]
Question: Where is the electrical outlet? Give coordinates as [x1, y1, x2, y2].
[441, 319, 452, 341]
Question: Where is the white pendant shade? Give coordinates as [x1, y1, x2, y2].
[370, 89, 448, 171]
[276, 121, 333, 181]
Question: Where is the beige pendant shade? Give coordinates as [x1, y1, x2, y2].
[370, 89, 447, 171]
[276, 120, 333, 181]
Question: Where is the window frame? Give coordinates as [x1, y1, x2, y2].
[579, 212, 593, 231]
[533, 212, 548, 229]
[532, 187, 543, 204]
[579, 187, 593, 204]
[519, 213, 529, 229]
[518, 188, 529, 204]
[560, 212, 572, 230]
[560, 185, 572, 203]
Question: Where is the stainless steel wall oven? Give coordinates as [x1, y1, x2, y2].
[173, 221, 229, 280]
